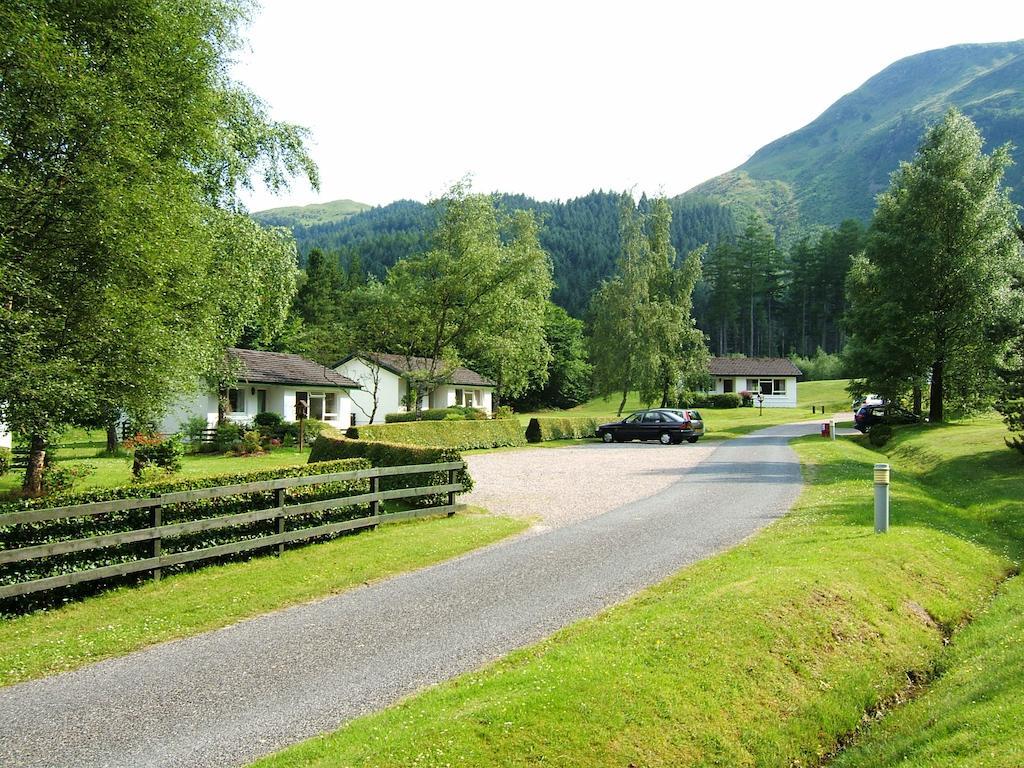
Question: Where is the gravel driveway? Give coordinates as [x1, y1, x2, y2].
[465, 440, 716, 528]
[0, 423, 816, 768]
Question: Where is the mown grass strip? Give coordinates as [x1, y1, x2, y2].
[252, 418, 1021, 768]
[0, 510, 527, 687]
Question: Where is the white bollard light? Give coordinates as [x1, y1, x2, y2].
[830, 418, 836, 441]
[874, 463, 890, 533]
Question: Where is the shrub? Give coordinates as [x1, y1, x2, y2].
[309, 432, 473, 496]
[346, 420, 525, 450]
[739, 390, 755, 407]
[213, 422, 244, 453]
[493, 405, 515, 420]
[384, 407, 483, 423]
[789, 347, 846, 381]
[282, 418, 327, 445]
[236, 430, 264, 456]
[132, 436, 184, 476]
[0, 447, 10, 477]
[178, 416, 209, 452]
[868, 423, 893, 447]
[253, 411, 284, 431]
[995, 399, 1024, 455]
[709, 393, 742, 409]
[526, 417, 600, 443]
[0, 458, 371, 612]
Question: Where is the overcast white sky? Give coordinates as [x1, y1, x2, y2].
[233, 1, 1024, 212]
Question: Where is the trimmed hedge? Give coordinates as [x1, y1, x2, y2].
[346, 420, 526, 450]
[0, 458, 370, 613]
[681, 392, 742, 409]
[384, 407, 487, 423]
[308, 433, 473, 495]
[525, 417, 600, 443]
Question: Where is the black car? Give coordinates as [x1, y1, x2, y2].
[597, 409, 704, 445]
[854, 404, 922, 433]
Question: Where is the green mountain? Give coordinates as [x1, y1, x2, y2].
[686, 40, 1024, 230]
[252, 198, 371, 228]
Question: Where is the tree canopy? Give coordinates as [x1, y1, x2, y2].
[0, 0, 316, 491]
[843, 108, 1024, 421]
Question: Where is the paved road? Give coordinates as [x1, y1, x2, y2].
[0, 422, 817, 768]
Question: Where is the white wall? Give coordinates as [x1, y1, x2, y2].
[335, 358, 403, 425]
[0, 422, 11, 450]
[436, 385, 494, 413]
[711, 376, 798, 408]
[159, 383, 352, 434]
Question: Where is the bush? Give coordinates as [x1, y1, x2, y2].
[309, 432, 472, 497]
[132, 436, 184, 477]
[253, 411, 284, 430]
[0, 447, 10, 477]
[41, 464, 95, 494]
[678, 392, 742, 409]
[709, 393, 742, 409]
[346, 420, 525, 450]
[526, 417, 600, 443]
[236, 430, 264, 456]
[493, 405, 515, 420]
[213, 422, 244, 453]
[790, 347, 846, 381]
[0, 458, 372, 612]
[996, 399, 1024, 455]
[868, 423, 893, 447]
[178, 416, 209, 452]
[739, 390, 755, 407]
[384, 407, 486, 423]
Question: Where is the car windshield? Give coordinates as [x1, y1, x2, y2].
[623, 412, 642, 423]
[689, 411, 702, 421]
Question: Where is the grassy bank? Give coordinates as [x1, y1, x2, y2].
[0, 510, 526, 687]
[252, 417, 1021, 767]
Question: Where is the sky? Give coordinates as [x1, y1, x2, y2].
[233, 1, 1024, 212]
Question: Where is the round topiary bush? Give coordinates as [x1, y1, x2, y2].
[868, 423, 893, 447]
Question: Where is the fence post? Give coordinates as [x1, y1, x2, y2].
[275, 487, 286, 556]
[447, 468, 457, 516]
[368, 475, 380, 530]
[151, 500, 162, 582]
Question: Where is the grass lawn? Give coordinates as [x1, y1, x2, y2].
[0, 427, 319, 496]
[0, 509, 528, 687]
[250, 415, 1022, 768]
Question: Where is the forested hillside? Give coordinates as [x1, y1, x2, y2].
[262, 192, 738, 317]
[686, 40, 1024, 229]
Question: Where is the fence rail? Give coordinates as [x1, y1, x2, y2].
[0, 461, 464, 600]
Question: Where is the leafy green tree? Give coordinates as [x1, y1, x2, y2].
[508, 302, 592, 411]
[590, 196, 709, 414]
[844, 109, 1023, 422]
[385, 181, 554, 409]
[0, 0, 316, 492]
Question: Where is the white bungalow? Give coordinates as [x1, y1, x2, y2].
[159, 348, 359, 434]
[708, 357, 802, 408]
[0, 421, 11, 450]
[334, 352, 496, 425]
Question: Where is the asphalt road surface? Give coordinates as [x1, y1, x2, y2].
[0, 422, 817, 768]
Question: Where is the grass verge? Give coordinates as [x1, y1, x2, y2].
[0, 509, 527, 687]
[251, 416, 1022, 768]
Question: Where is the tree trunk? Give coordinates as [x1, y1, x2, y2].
[22, 433, 47, 496]
[912, 385, 922, 417]
[217, 386, 227, 425]
[106, 423, 119, 453]
[617, 386, 629, 417]
[929, 361, 944, 423]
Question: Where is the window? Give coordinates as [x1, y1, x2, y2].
[454, 388, 464, 406]
[773, 379, 787, 395]
[465, 390, 474, 407]
[623, 413, 642, 423]
[324, 392, 337, 420]
[256, 389, 267, 413]
[642, 412, 662, 423]
[309, 393, 325, 420]
[723, 379, 734, 393]
[228, 388, 245, 413]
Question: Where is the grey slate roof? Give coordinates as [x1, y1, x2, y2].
[337, 352, 496, 387]
[228, 348, 359, 388]
[709, 357, 803, 377]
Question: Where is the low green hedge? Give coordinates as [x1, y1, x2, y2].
[0, 458, 371, 613]
[525, 417, 600, 443]
[309, 433, 473, 496]
[346, 419, 526, 450]
[681, 392, 742, 409]
[384, 407, 487, 423]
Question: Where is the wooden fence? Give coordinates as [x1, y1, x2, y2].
[0, 461, 464, 600]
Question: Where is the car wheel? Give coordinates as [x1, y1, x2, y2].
[659, 432, 672, 445]
[601, 431, 614, 443]
[687, 437, 699, 443]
